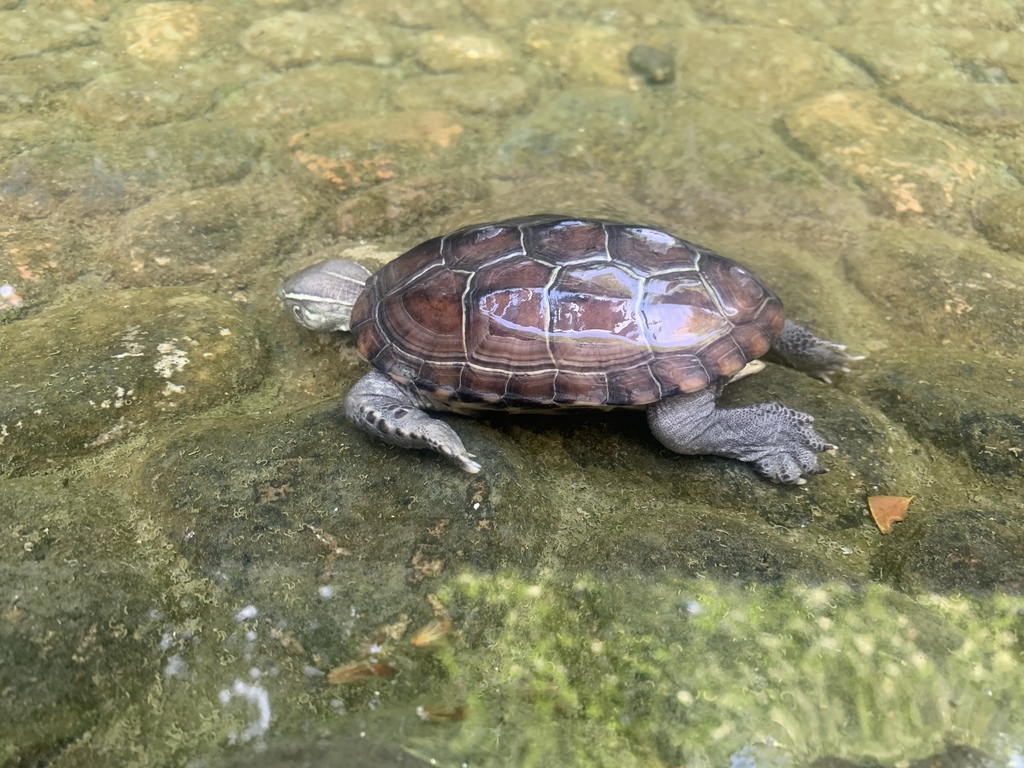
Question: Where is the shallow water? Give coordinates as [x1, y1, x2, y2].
[2, 1, 1023, 766]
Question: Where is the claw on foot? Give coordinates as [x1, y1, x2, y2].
[457, 455, 482, 474]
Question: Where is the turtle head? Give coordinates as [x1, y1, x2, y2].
[278, 259, 371, 332]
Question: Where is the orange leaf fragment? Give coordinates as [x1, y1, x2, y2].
[868, 495, 913, 534]
[326, 660, 396, 685]
[410, 619, 452, 649]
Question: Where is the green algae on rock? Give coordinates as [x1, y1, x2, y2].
[97, 120, 263, 191]
[416, 572, 1024, 767]
[844, 225, 1024, 353]
[890, 82, 1024, 135]
[0, 5, 100, 58]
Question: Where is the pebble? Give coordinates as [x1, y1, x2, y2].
[627, 45, 674, 85]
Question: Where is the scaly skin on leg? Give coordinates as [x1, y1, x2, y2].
[647, 387, 835, 484]
[344, 370, 481, 473]
[773, 319, 865, 384]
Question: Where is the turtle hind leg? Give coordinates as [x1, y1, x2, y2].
[345, 371, 481, 473]
[773, 319, 865, 384]
[647, 387, 835, 485]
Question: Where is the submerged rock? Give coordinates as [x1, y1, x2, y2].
[240, 11, 396, 69]
[0, 287, 265, 476]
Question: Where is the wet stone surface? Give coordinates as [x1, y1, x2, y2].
[0, 6, 100, 57]
[670, 26, 871, 112]
[411, 30, 514, 74]
[240, 11, 396, 69]
[821, 23, 965, 86]
[497, 87, 663, 181]
[111, 2, 241, 65]
[71, 65, 224, 127]
[783, 91, 1013, 228]
[333, 173, 491, 239]
[863, 354, 1024, 479]
[110, 179, 316, 286]
[0, 287, 266, 477]
[974, 188, 1024, 254]
[97, 119, 264, 191]
[845, 225, 1024, 352]
[891, 81, 1024, 135]
[392, 72, 533, 116]
[0, 47, 116, 114]
[285, 111, 468, 194]
[143, 403, 542, 585]
[213, 64, 391, 135]
[2, 0, 1024, 766]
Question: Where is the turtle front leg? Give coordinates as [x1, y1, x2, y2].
[345, 370, 481, 474]
[647, 387, 834, 484]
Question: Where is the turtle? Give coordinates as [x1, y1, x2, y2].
[278, 215, 862, 484]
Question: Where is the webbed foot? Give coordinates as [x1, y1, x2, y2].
[345, 371, 480, 473]
[648, 389, 836, 485]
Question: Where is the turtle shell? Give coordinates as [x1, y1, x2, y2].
[349, 216, 784, 408]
